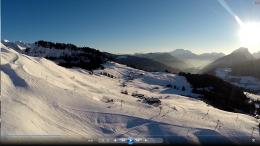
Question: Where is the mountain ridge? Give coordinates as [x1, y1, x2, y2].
[134, 52, 188, 71]
[201, 47, 255, 74]
[170, 49, 225, 60]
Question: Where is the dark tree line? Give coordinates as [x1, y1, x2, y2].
[32, 40, 112, 70]
[179, 72, 256, 115]
[35, 40, 106, 56]
[35, 40, 77, 50]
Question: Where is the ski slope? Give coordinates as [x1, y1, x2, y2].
[1, 43, 260, 144]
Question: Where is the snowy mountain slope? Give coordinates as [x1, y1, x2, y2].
[1, 40, 33, 52]
[20, 40, 109, 71]
[215, 68, 260, 93]
[1, 44, 260, 144]
[3, 40, 182, 74]
[95, 62, 196, 98]
[245, 92, 260, 102]
[202, 48, 260, 93]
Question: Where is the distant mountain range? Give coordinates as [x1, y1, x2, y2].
[1, 40, 31, 52]
[170, 49, 225, 70]
[201, 47, 255, 73]
[201, 47, 260, 82]
[2, 40, 259, 81]
[131, 49, 225, 73]
[114, 55, 181, 73]
[134, 52, 188, 70]
[170, 49, 225, 60]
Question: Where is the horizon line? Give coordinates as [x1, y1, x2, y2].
[2, 39, 260, 55]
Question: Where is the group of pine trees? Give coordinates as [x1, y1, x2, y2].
[32, 40, 111, 70]
[179, 72, 257, 115]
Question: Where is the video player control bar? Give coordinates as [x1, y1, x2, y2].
[98, 137, 163, 144]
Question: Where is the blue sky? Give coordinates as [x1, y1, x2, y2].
[1, 0, 260, 54]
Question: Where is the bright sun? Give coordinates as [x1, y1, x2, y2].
[239, 22, 260, 50]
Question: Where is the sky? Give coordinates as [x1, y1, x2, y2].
[1, 0, 260, 54]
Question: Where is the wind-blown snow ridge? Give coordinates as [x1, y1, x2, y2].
[1, 44, 260, 144]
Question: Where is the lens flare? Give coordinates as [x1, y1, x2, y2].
[218, 0, 242, 25]
[239, 22, 260, 48]
[218, 0, 260, 51]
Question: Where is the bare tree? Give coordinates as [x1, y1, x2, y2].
[215, 120, 221, 130]
[159, 106, 163, 115]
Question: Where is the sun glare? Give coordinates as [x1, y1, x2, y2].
[239, 22, 260, 50]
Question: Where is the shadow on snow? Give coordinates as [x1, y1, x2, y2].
[1, 64, 28, 88]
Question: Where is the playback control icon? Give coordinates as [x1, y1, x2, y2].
[127, 137, 135, 145]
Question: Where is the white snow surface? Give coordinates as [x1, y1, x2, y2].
[245, 92, 260, 102]
[1, 45, 260, 144]
[216, 68, 260, 93]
